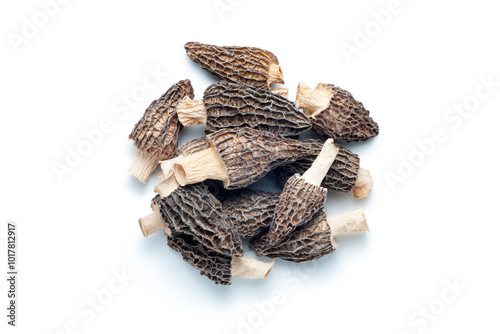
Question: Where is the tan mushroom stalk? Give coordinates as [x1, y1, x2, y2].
[163, 127, 315, 190]
[271, 88, 289, 99]
[128, 79, 194, 183]
[274, 139, 373, 198]
[176, 81, 311, 136]
[251, 208, 368, 263]
[184, 42, 284, 89]
[267, 139, 339, 246]
[296, 82, 379, 142]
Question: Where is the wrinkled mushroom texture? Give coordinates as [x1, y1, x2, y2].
[297, 83, 379, 142]
[154, 183, 243, 257]
[207, 128, 314, 189]
[185, 42, 284, 90]
[167, 233, 233, 285]
[202, 81, 310, 136]
[129, 79, 194, 158]
[251, 209, 334, 263]
[275, 139, 360, 192]
[267, 174, 327, 246]
[177, 137, 211, 156]
[222, 189, 280, 238]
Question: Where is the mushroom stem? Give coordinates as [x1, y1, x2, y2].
[295, 82, 332, 117]
[267, 60, 284, 87]
[172, 145, 229, 187]
[129, 149, 160, 183]
[231, 257, 274, 279]
[154, 173, 180, 198]
[353, 168, 373, 199]
[159, 154, 185, 179]
[327, 209, 369, 249]
[176, 96, 207, 127]
[271, 88, 289, 99]
[300, 139, 339, 186]
[139, 211, 169, 238]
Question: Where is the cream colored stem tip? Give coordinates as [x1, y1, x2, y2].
[139, 211, 170, 238]
[295, 82, 332, 117]
[327, 209, 368, 249]
[267, 61, 284, 87]
[129, 149, 160, 183]
[160, 154, 185, 180]
[300, 139, 339, 187]
[176, 96, 207, 127]
[154, 173, 179, 198]
[231, 257, 274, 279]
[173, 145, 229, 187]
[353, 168, 373, 199]
[271, 88, 289, 99]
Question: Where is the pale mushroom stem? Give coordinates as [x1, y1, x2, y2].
[327, 209, 369, 249]
[154, 173, 180, 198]
[129, 149, 161, 183]
[176, 96, 207, 127]
[267, 61, 284, 88]
[139, 211, 169, 238]
[159, 154, 185, 180]
[231, 257, 274, 279]
[271, 88, 289, 99]
[172, 145, 229, 187]
[300, 139, 339, 187]
[353, 168, 373, 199]
[295, 82, 332, 117]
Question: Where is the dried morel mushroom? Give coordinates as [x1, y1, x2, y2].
[267, 139, 339, 246]
[185, 42, 284, 89]
[163, 127, 314, 190]
[167, 232, 274, 285]
[274, 139, 373, 198]
[176, 81, 311, 137]
[251, 208, 368, 263]
[128, 79, 194, 183]
[153, 177, 244, 257]
[222, 189, 281, 238]
[296, 82, 379, 142]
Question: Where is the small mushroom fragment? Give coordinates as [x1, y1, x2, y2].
[176, 81, 311, 137]
[267, 139, 339, 246]
[222, 189, 281, 238]
[185, 42, 284, 89]
[128, 79, 194, 183]
[165, 127, 315, 190]
[154, 177, 244, 257]
[296, 82, 379, 142]
[250, 208, 368, 263]
[167, 232, 274, 285]
[274, 139, 373, 198]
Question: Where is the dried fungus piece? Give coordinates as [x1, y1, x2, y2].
[185, 42, 284, 89]
[223, 189, 280, 238]
[267, 139, 339, 246]
[251, 208, 368, 263]
[176, 81, 311, 137]
[296, 82, 379, 142]
[154, 178, 243, 257]
[167, 233, 274, 285]
[128, 79, 194, 183]
[274, 139, 373, 198]
[164, 128, 314, 190]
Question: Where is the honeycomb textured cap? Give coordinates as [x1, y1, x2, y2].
[184, 42, 283, 89]
[129, 79, 194, 159]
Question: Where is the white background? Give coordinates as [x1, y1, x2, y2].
[1, 0, 500, 333]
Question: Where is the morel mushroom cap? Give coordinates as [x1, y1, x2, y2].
[296, 82, 379, 142]
[128, 79, 194, 183]
[176, 81, 311, 136]
[251, 208, 368, 263]
[167, 233, 274, 285]
[267, 139, 339, 246]
[274, 139, 373, 198]
[184, 42, 284, 89]
[154, 181, 244, 257]
[164, 128, 314, 190]
[222, 189, 281, 238]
